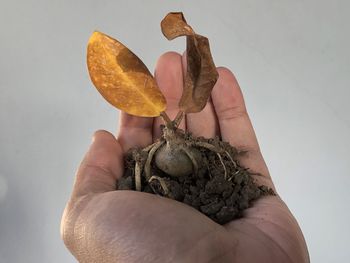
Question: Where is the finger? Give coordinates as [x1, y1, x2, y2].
[186, 98, 219, 138]
[211, 67, 270, 179]
[117, 112, 153, 152]
[71, 130, 124, 198]
[153, 52, 186, 140]
[181, 52, 219, 138]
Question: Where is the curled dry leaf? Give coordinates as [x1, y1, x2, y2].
[161, 12, 219, 113]
[87, 31, 166, 117]
[160, 12, 194, 40]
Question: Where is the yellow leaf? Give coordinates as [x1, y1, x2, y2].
[87, 31, 167, 117]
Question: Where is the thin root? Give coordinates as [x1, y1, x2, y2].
[225, 150, 237, 169]
[194, 141, 228, 179]
[217, 153, 227, 179]
[149, 176, 170, 196]
[194, 141, 221, 153]
[135, 161, 142, 191]
[143, 141, 161, 152]
[228, 170, 240, 181]
[145, 141, 165, 180]
[206, 162, 212, 179]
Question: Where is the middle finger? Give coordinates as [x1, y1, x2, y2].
[153, 51, 186, 140]
[181, 52, 219, 138]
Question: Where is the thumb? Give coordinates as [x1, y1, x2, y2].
[71, 130, 124, 198]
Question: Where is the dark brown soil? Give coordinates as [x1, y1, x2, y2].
[118, 127, 274, 225]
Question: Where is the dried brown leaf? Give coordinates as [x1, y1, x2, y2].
[161, 12, 219, 113]
[87, 31, 166, 117]
[161, 12, 194, 40]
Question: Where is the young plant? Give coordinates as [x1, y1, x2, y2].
[87, 12, 273, 224]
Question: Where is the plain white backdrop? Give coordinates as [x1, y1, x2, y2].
[1, 0, 349, 262]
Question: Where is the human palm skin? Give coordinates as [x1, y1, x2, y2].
[61, 52, 309, 263]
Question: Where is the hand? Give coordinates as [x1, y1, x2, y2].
[61, 52, 309, 262]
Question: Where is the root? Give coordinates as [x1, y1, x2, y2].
[181, 146, 199, 176]
[144, 141, 165, 180]
[135, 161, 142, 191]
[225, 150, 237, 169]
[149, 176, 170, 196]
[134, 141, 163, 191]
[194, 141, 228, 179]
[206, 162, 212, 179]
[228, 170, 240, 181]
[194, 141, 221, 153]
[216, 153, 227, 180]
[143, 141, 161, 152]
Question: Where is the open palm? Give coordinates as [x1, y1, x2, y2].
[61, 52, 309, 262]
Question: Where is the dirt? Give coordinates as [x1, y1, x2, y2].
[118, 126, 274, 225]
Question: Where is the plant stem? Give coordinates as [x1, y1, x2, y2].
[173, 111, 184, 128]
[160, 111, 171, 124]
[160, 111, 184, 129]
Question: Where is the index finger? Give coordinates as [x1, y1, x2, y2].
[117, 112, 153, 152]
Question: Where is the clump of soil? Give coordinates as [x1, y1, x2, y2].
[118, 125, 274, 225]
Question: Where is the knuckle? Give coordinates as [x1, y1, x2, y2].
[216, 105, 247, 121]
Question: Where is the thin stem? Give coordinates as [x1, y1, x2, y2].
[160, 111, 171, 125]
[173, 111, 184, 128]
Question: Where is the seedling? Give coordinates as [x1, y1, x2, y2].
[87, 12, 273, 224]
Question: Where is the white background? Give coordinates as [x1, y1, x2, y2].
[1, 0, 349, 262]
